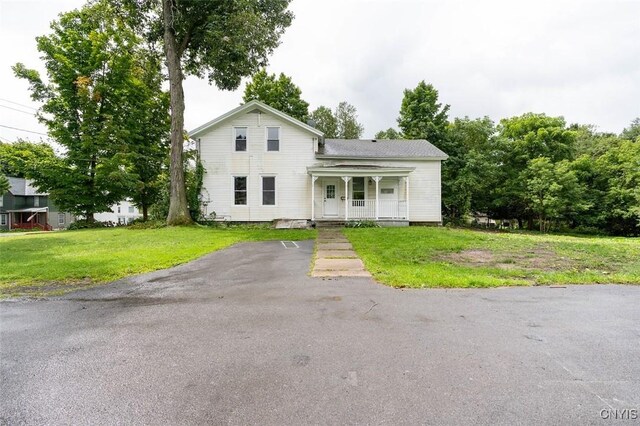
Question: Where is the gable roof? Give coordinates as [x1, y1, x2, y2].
[189, 100, 324, 138]
[7, 177, 47, 196]
[317, 139, 448, 160]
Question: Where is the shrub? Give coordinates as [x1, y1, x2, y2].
[344, 220, 379, 228]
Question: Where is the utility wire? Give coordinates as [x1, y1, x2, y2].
[0, 97, 38, 111]
[0, 104, 36, 116]
[0, 124, 48, 136]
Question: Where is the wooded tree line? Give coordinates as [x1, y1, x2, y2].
[2, 0, 637, 235]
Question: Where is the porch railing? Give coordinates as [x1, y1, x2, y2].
[348, 200, 407, 220]
[12, 222, 52, 231]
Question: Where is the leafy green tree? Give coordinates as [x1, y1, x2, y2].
[444, 117, 497, 221]
[397, 81, 450, 148]
[524, 157, 559, 232]
[0, 173, 9, 195]
[595, 139, 640, 235]
[125, 0, 294, 225]
[621, 117, 640, 141]
[374, 128, 401, 139]
[310, 102, 364, 139]
[309, 106, 338, 138]
[0, 140, 57, 178]
[490, 113, 577, 228]
[243, 70, 309, 121]
[14, 1, 168, 221]
[335, 102, 364, 139]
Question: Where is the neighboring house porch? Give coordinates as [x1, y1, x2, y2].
[308, 166, 412, 221]
[6, 208, 53, 231]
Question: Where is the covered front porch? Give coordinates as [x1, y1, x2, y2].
[6, 208, 52, 231]
[308, 165, 414, 221]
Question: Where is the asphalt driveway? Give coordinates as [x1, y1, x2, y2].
[1, 240, 639, 425]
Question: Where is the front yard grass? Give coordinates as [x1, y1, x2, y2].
[343, 227, 640, 288]
[0, 226, 315, 298]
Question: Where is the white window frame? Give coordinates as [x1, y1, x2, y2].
[350, 177, 367, 206]
[233, 126, 248, 152]
[0, 195, 3, 207]
[261, 175, 277, 206]
[33, 196, 39, 207]
[265, 126, 281, 152]
[233, 176, 248, 206]
[58, 213, 65, 225]
[1, 214, 7, 226]
[128, 205, 135, 214]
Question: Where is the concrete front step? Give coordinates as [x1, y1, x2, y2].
[314, 258, 365, 271]
[312, 270, 372, 277]
[316, 249, 358, 258]
[317, 242, 353, 250]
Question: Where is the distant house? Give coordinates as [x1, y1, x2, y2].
[190, 100, 447, 225]
[94, 200, 142, 225]
[0, 177, 74, 231]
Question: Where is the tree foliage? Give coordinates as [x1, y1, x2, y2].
[0, 140, 57, 178]
[243, 69, 309, 121]
[0, 173, 9, 196]
[397, 81, 450, 148]
[621, 117, 640, 142]
[124, 0, 294, 225]
[310, 102, 364, 139]
[374, 128, 401, 139]
[13, 0, 168, 220]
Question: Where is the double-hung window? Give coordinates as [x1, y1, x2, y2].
[33, 196, 39, 207]
[266, 127, 279, 152]
[262, 176, 276, 206]
[234, 127, 247, 152]
[352, 177, 365, 207]
[234, 177, 247, 205]
[58, 213, 65, 225]
[1, 214, 7, 226]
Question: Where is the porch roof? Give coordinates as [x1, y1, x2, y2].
[6, 207, 48, 213]
[307, 164, 415, 177]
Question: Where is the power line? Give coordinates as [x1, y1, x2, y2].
[0, 124, 48, 136]
[0, 97, 38, 111]
[0, 104, 36, 116]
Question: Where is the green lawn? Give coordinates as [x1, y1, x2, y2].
[0, 226, 315, 298]
[343, 227, 640, 288]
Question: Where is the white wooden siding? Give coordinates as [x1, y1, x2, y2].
[198, 110, 442, 222]
[199, 111, 318, 221]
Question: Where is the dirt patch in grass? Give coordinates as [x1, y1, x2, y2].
[439, 246, 576, 271]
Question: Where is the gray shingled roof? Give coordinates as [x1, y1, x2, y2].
[7, 177, 47, 196]
[318, 139, 448, 159]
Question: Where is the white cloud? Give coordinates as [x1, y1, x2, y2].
[1, 0, 638, 142]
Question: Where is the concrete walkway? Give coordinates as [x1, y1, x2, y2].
[312, 229, 371, 277]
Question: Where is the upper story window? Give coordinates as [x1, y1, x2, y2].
[33, 196, 39, 207]
[58, 213, 65, 225]
[0, 195, 3, 207]
[117, 205, 121, 213]
[234, 127, 247, 152]
[234, 176, 247, 205]
[262, 176, 276, 206]
[266, 127, 280, 152]
[128, 206, 135, 214]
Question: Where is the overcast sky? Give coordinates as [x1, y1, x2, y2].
[1, 0, 638, 143]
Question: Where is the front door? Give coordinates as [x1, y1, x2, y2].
[379, 180, 399, 218]
[323, 180, 339, 216]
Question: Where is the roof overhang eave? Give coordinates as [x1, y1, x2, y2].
[307, 166, 416, 177]
[315, 155, 448, 161]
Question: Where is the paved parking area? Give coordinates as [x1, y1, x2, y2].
[1, 239, 639, 425]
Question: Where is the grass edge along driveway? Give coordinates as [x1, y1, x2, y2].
[0, 226, 316, 298]
[343, 227, 640, 288]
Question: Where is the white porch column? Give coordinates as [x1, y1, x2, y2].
[372, 176, 381, 220]
[311, 175, 317, 220]
[404, 176, 410, 220]
[342, 176, 351, 220]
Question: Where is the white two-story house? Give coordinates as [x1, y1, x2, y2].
[190, 100, 447, 225]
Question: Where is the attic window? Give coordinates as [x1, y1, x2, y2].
[234, 127, 247, 151]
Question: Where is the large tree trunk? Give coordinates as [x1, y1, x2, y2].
[142, 204, 148, 221]
[163, 0, 192, 226]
